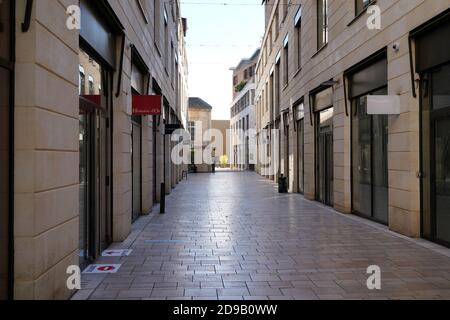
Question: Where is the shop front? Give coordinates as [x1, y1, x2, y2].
[130, 47, 150, 222]
[414, 11, 450, 246]
[78, 0, 122, 266]
[294, 99, 305, 194]
[312, 87, 334, 206]
[282, 110, 290, 186]
[0, 0, 13, 300]
[346, 50, 389, 224]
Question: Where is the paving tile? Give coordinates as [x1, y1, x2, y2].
[117, 289, 152, 299]
[218, 288, 250, 296]
[185, 289, 218, 297]
[249, 288, 283, 296]
[150, 289, 184, 298]
[201, 281, 224, 289]
[76, 172, 450, 301]
[281, 288, 320, 300]
[223, 281, 248, 288]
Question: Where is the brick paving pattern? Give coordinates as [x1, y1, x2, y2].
[73, 172, 450, 300]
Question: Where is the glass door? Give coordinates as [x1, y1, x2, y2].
[316, 107, 334, 206]
[79, 49, 112, 266]
[285, 125, 290, 185]
[351, 88, 389, 224]
[434, 117, 450, 243]
[0, 67, 10, 300]
[421, 63, 450, 245]
[297, 119, 304, 194]
[132, 116, 142, 222]
[0, 0, 12, 300]
[153, 118, 157, 203]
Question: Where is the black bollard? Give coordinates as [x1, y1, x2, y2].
[279, 175, 288, 194]
[160, 182, 165, 214]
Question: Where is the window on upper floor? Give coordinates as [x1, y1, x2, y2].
[79, 66, 85, 95]
[154, 0, 161, 49]
[188, 121, 196, 142]
[268, 30, 272, 53]
[295, 6, 302, 70]
[317, 0, 329, 50]
[274, 59, 280, 116]
[88, 75, 94, 94]
[282, 0, 288, 21]
[164, 8, 169, 70]
[273, 5, 279, 39]
[283, 35, 289, 86]
[355, 0, 373, 16]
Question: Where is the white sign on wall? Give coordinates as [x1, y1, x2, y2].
[367, 95, 401, 115]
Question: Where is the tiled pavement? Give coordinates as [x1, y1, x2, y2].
[73, 172, 450, 300]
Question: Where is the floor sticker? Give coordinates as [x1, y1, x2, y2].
[101, 249, 132, 257]
[82, 264, 121, 274]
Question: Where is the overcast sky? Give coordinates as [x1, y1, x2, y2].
[181, 0, 264, 120]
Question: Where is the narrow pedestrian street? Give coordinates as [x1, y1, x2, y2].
[74, 172, 450, 300]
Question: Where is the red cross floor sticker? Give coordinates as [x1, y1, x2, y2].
[82, 264, 122, 274]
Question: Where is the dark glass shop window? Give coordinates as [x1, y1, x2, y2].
[0, 0, 11, 61]
[0, 0, 11, 300]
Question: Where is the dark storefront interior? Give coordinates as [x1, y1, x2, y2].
[347, 51, 389, 225]
[295, 100, 304, 195]
[78, 0, 122, 266]
[131, 47, 150, 222]
[0, 0, 13, 300]
[313, 87, 334, 207]
[416, 11, 450, 246]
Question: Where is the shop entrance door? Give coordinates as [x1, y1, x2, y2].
[0, 0, 12, 299]
[132, 116, 142, 222]
[316, 107, 334, 206]
[79, 49, 112, 267]
[297, 119, 304, 194]
[421, 63, 450, 245]
[351, 89, 389, 224]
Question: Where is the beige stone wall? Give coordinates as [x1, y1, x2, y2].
[13, 0, 187, 299]
[255, 0, 450, 238]
[189, 108, 212, 135]
[14, 0, 79, 299]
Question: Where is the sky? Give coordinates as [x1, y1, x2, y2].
[181, 0, 264, 120]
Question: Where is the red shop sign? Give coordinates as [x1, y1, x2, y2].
[132, 95, 162, 115]
[80, 95, 102, 109]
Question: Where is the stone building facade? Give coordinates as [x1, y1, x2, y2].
[1, 0, 188, 300]
[211, 120, 231, 168]
[188, 97, 213, 173]
[230, 50, 259, 170]
[255, 0, 450, 243]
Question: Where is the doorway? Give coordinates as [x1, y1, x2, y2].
[131, 116, 142, 222]
[421, 63, 450, 245]
[297, 119, 304, 194]
[351, 88, 389, 224]
[0, 0, 13, 300]
[316, 107, 334, 206]
[79, 48, 112, 267]
[285, 125, 290, 185]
